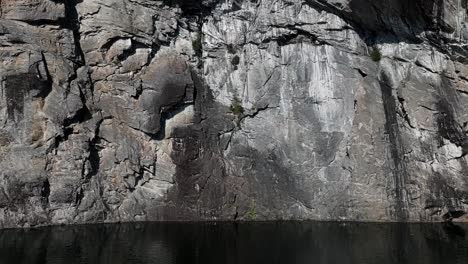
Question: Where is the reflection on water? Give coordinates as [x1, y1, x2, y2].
[0, 222, 467, 264]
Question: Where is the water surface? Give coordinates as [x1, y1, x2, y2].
[0, 222, 467, 264]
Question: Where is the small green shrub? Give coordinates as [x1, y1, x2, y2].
[230, 96, 244, 117]
[192, 34, 203, 57]
[246, 201, 257, 220]
[230, 95, 244, 127]
[370, 47, 382, 62]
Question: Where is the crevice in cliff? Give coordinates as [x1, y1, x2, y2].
[132, 82, 144, 100]
[86, 119, 103, 181]
[63, 0, 86, 66]
[220, 104, 279, 147]
[354, 68, 368, 78]
[74, 187, 84, 206]
[277, 28, 319, 46]
[256, 25, 328, 47]
[238, 104, 279, 124]
[40, 179, 50, 205]
[100, 37, 129, 52]
[49, 0, 93, 142]
[414, 60, 441, 74]
[397, 96, 416, 129]
[36, 52, 53, 98]
[63, 106, 92, 129]
[10, 18, 63, 28]
[455, 88, 468, 96]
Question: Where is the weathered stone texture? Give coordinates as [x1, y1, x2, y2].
[0, 0, 467, 228]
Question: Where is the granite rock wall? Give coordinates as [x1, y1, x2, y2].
[0, 0, 467, 228]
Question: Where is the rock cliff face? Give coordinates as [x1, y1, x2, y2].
[0, 0, 468, 228]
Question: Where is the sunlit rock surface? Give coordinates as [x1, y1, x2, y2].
[0, 0, 467, 228]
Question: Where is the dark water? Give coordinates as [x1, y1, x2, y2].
[0, 222, 467, 264]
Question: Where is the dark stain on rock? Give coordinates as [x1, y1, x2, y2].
[226, 143, 314, 220]
[435, 76, 468, 155]
[4, 66, 52, 121]
[162, 0, 220, 15]
[307, 0, 451, 46]
[443, 210, 466, 221]
[379, 72, 409, 221]
[425, 75, 468, 218]
[138, 55, 195, 135]
[0, 130, 13, 147]
[426, 172, 464, 214]
[5, 74, 29, 120]
[435, 75, 468, 195]
[1, 176, 49, 209]
[161, 70, 319, 221]
[163, 69, 229, 220]
[352, 0, 449, 36]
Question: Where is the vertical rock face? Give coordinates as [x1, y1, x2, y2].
[0, 0, 467, 228]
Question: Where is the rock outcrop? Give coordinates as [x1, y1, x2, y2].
[0, 0, 468, 228]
